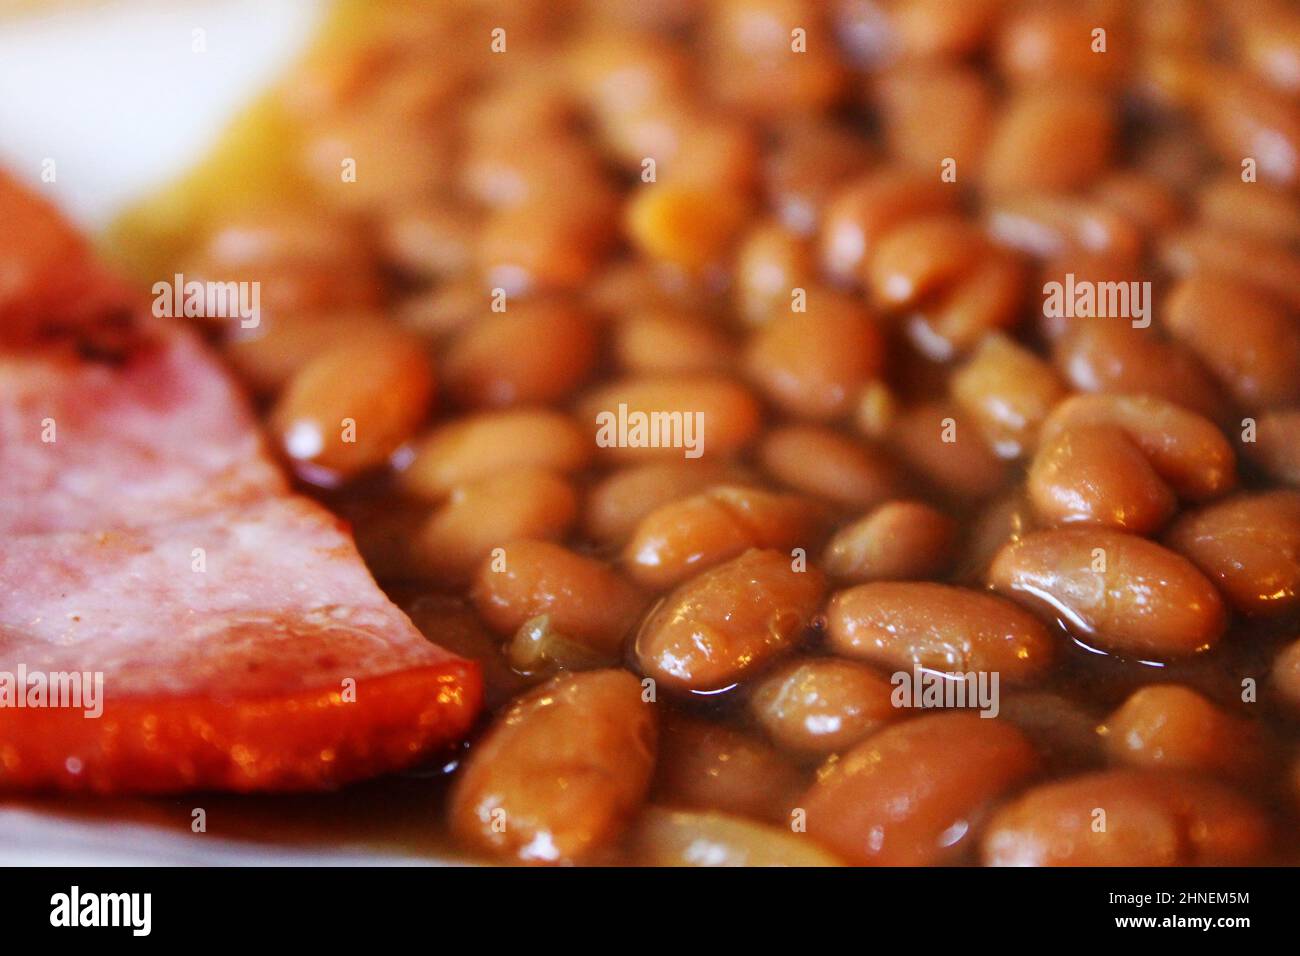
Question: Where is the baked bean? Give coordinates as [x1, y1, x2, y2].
[1245, 409, 1300, 485]
[1238, 4, 1300, 93]
[378, 201, 476, 281]
[623, 485, 823, 589]
[956, 489, 1037, 583]
[1027, 424, 1177, 534]
[270, 333, 435, 479]
[759, 425, 898, 509]
[1051, 322, 1226, 421]
[634, 548, 826, 693]
[1198, 176, 1300, 245]
[982, 770, 1271, 866]
[999, 691, 1104, 770]
[703, 0, 846, 120]
[1100, 685, 1265, 779]
[854, 0, 1000, 63]
[1160, 225, 1300, 312]
[566, 31, 688, 125]
[889, 402, 1012, 501]
[584, 461, 743, 546]
[630, 808, 843, 866]
[1091, 172, 1183, 236]
[904, 248, 1026, 360]
[471, 540, 646, 655]
[744, 290, 885, 420]
[653, 715, 807, 823]
[823, 500, 956, 582]
[394, 279, 482, 341]
[400, 409, 590, 500]
[476, 192, 618, 296]
[187, 211, 382, 319]
[443, 301, 597, 409]
[612, 308, 735, 374]
[764, 119, 876, 235]
[223, 310, 393, 395]
[577, 376, 763, 463]
[625, 182, 751, 271]
[1275, 639, 1300, 711]
[1165, 491, 1300, 616]
[818, 168, 959, 284]
[983, 87, 1116, 194]
[461, 135, 605, 212]
[853, 379, 900, 440]
[802, 713, 1038, 866]
[988, 528, 1227, 658]
[415, 468, 578, 584]
[448, 669, 657, 864]
[951, 334, 1067, 458]
[986, 193, 1143, 265]
[1200, 75, 1300, 188]
[750, 657, 898, 755]
[1165, 275, 1300, 409]
[1039, 394, 1237, 501]
[826, 581, 1055, 682]
[874, 65, 992, 177]
[865, 215, 986, 309]
[734, 221, 816, 324]
[997, 8, 1127, 88]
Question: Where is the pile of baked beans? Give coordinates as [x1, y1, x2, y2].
[176, 0, 1300, 864]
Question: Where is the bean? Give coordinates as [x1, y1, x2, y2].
[634, 548, 827, 693]
[802, 713, 1038, 866]
[448, 669, 657, 864]
[404, 594, 528, 709]
[630, 808, 843, 866]
[625, 182, 750, 271]
[823, 500, 956, 583]
[443, 302, 597, 408]
[1245, 409, 1300, 485]
[1165, 275, 1300, 409]
[875, 65, 992, 177]
[577, 376, 763, 463]
[865, 215, 986, 308]
[270, 333, 435, 479]
[734, 221, 816, 324]
[584, 461, 744, 546]
[378, 200, 477, 281]
[476, 193, 618, 295]
[986, 193, 1143, 265]
[987, 528, 1227, 658]
[1165, 491, 1300, 616]
[983, 87, 1116, 193]
[999, 691, 1104, 770]
[223, 310, 394, 395]
[1100, 685, 1265, 780]
[750, 657, 899, 756]
[1051, 322, 1226, 421]
[764, 119, 876, 235]
[653, 715, 807, 823]
[759, 425, 899, 509]
[744, 290, 885, 420]
[624, 485, 823, 589]
[1038, 394, 1237, 501]
[818, 168, 958, 284]
[889, 402, 1012, 501]
[400, 409, 591, 500]
[951, 333, 1067, 458]
[826, 581, 1055, 682]
[415, 468, 578, 584]
[1027, 424, 1177, 534]
[1275, 638, 1300, 711]
[982, 770, 1271, 866]
[471, 540, 646, 656]
[904, 249, 1026, 360]
[613, 308, 735, 374]
[1197, 176, 1300, 244]
[1160, 225, 1300, 312]
[996, 8, 1127, 88]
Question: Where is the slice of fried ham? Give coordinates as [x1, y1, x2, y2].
[0, 174, 481, 793]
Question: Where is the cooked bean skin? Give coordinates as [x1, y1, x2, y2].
[982, 770, 1271, 866]
[988, 529, 1227, 658]
[653, 715, 806, 824]
[471, 540, 646, 655]
[584, 461, 742, 546]
[750, 657, 898, 756]
[1274, 639, 1300, 712]
[802, 713, 1038, 866]
[826, 581, 1055, 682]
[1027, 424, 1177, 534]
[448, 669, 657, 864]
[1101, 685, 1266, 780]
[623, 485, 823, 589]
[823, 500, 956, 582]
[951, 334, 1066, 459]
[634, 549, 826, 694]
[400, 408, 590, 500]
[1038, 394, 1236, 502]
[1165, 491, 1300, 616]
[758, 425, 898, 509]
[631, 808, 843, 867]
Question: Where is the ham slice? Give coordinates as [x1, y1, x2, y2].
[0, 174, 481, 792]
